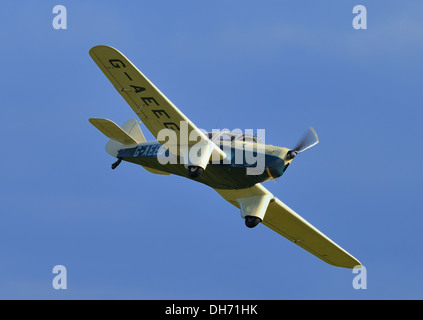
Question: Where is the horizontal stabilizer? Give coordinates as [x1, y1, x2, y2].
[89, 118, 140, 145]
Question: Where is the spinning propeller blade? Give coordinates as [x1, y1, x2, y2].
[265, 127, 319, 182]
[286, 127, 319, 159]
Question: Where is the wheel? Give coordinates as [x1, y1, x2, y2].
[245, 216, 261, 228]
[188, 166, 204, 178]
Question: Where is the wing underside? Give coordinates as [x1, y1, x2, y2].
[89, 45, 225, 162]
[215, 184, 361, 268]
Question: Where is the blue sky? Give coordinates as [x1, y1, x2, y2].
[0, 0, 422, 299]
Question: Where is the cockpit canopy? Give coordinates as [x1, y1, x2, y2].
[206, 131, 262, 143]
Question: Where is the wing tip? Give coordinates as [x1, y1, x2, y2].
[89, 44, 115, 51]
[327, 258, 362, 269]
[89, 45, 122, 59]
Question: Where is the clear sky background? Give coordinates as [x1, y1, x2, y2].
[0, 0, 422, 299]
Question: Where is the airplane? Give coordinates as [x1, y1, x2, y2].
[88, 45, 361, 269]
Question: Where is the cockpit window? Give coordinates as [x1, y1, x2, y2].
[206, 131, 261, 143]
[220, 134, 235, 141]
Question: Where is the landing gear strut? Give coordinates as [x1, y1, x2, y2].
[245, 216, 261, 228]
[187, 166, 204, 178]
[111, 158, 122, 170]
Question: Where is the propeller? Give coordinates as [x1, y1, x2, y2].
[286, 127, 319, 160]
[265, 127, 319, 183]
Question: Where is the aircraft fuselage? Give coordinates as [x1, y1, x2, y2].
[117, 141, 289, 189]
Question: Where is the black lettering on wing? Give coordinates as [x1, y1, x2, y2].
[163, 122, 180, 131]
[130, 85, 146, 93]
[124, 72, 133, 81]
[109, 59, 126, 68]
[152, 110, 170, 119]
[141, 97, 159, 106]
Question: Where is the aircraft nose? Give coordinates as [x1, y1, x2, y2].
[267, 157, 285, 178]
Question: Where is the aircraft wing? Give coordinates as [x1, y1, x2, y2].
[215, 184, 361, 268]
[89, 45, 225, 160]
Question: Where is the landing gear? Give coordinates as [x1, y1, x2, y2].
[187, 166, 204, 178]
[111, 158, 122, 170]
[245, 216, 261, 228]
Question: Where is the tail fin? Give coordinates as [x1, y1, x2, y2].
[89, 118, 146, 157]
[120, 118, 146, 144]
